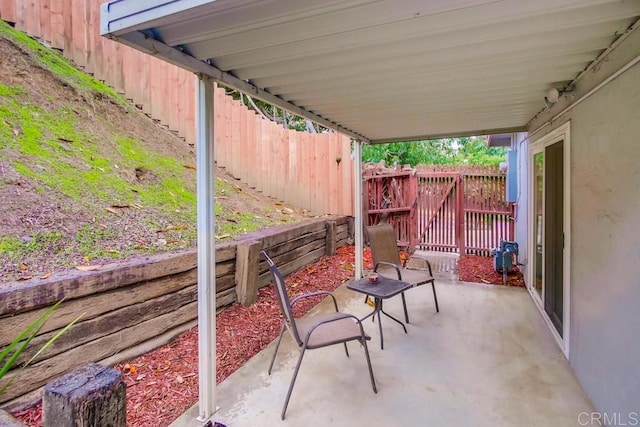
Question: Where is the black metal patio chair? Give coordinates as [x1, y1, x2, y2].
[261, 250, 377, 420]
[366, 222, 440, 323]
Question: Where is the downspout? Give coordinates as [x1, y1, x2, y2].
[354, 140, 363, 279]
[196, 75, 217, 421]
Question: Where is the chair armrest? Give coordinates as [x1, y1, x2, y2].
[291, 291, 339, 312]
[374, 262, 402, 280]
[406, 254, 434, 276]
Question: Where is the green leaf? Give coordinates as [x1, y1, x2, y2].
[0, 300, 81, 397]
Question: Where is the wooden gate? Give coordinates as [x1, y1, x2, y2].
[415, 173, 464, 253]
[365, 165, 514, 256]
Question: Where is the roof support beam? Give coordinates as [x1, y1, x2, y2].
[196, 74, 217, 422]
[105, 31, 369, 142]
[354, 141, 363, 280]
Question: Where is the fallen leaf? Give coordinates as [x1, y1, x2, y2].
[135, 373, 146, 381]
[17, 275, 33, 281]
[183, 164, 196, 171]
[76, 265, 102, 272]
[39, 272, 52, 280]
[157, 224, 187, 233]
[175, 375, 184, 384]
[13, 128, 20, 137]
[111, 204, 130, 209]
[105, 207, 119, 214]
[19, 263, 29, 271]
[106, 249, 120, 254]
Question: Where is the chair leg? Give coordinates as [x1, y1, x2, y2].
[268, 323, 286, 375]
[361, 335, 377, 394]
[281, 347, 306, 420]
[401, 291, 409, 323]
[431, 280, 440, 313]
[343, 342, 350, 357]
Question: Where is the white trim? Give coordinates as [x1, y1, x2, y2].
[527, 121, 571, 358]
[196, 75, 217, 420]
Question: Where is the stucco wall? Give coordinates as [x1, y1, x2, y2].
[531, 64, 640, 415]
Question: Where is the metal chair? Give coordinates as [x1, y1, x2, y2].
[261, 250, 377, 420]
[366, 222, 439, 323]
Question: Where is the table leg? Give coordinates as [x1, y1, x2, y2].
[375, 298, 384, 350]
[380, 307, 408, 334]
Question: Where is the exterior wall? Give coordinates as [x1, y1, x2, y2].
[528, 52, 640, 415]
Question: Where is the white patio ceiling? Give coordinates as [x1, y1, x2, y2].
[101, 0, 640, 143]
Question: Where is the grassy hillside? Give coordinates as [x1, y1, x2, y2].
[0, 20, 309, 282]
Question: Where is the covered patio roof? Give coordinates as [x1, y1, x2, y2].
[101, 0, 640, 143]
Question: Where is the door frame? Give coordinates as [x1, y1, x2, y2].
[527, 122, 571, 357]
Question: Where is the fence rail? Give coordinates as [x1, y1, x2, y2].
[0, 0, 354, 215]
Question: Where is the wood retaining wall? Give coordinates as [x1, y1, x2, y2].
[0, 217, 351, 409]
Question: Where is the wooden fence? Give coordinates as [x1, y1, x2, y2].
[0, 217, 351, 410]
[365, 165, 514, 255]
[0, 0, 354, 216]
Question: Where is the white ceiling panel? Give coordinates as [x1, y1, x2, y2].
[101, 0, 640, 142]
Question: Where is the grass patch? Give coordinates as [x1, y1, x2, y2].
[0, 233, 64, 261]
[0, 20, 126, 106]
[74, 225, 122, 261]
[117, 136, 196, 218]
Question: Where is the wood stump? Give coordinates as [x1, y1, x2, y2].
[43, 363, 125, 427]
[0, 409, 24, 426]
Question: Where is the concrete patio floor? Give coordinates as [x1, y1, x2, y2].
[172, 276, 595, 427]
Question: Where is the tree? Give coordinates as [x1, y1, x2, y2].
[362, 136, 506, 167]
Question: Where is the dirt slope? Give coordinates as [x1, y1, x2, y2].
[0, 22, 311, 283]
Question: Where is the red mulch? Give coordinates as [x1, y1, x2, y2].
[13, 245, 365, 427]
[457, 255, 525, 287]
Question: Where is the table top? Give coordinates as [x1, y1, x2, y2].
[347, 276, 413, 299]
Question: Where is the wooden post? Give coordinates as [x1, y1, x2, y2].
[408, 171, 418, 250]
[235, 240, 260, 306]
[457, 174, 466, 256]
[325, 220, 337, 256]
[0, 409, 23, 426]
[43, 363, 125, 427]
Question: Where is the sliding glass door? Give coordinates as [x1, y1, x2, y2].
[530, 127, 568, 347]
